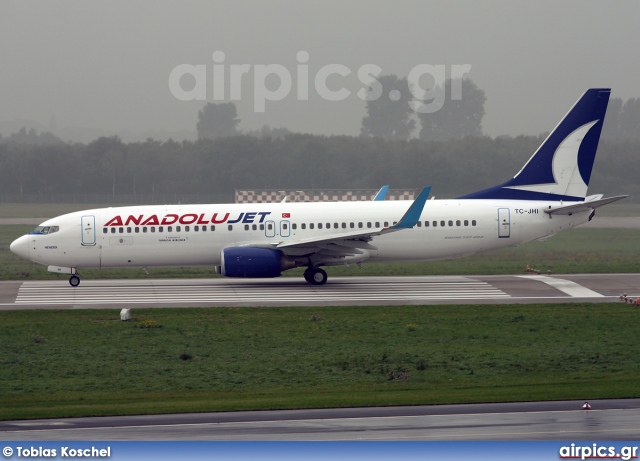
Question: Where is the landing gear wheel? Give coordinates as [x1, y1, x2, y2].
[309, 268, 327, 286]
[69, 275, 80, 287]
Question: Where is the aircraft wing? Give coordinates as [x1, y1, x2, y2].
[544, 195, 628, 215]
[273, 186, 430, 258]
[262, 186, 431, 258]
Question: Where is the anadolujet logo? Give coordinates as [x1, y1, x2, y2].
[169, 51, 471, 113]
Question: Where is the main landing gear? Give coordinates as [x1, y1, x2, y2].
[69, 274, 80, 287]
[303, 267, 328, 285]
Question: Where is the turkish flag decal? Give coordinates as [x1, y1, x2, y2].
[282, 212, 291, 218]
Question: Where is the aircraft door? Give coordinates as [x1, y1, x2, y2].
[81, 215, 97, 246]
[265, 220, 276, 238]
[498, 208, 510, 238]
[280, 220, 290, 238]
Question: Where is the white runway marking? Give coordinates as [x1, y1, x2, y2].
[14, 277, 510, 305]
[517, 275, 604, 297]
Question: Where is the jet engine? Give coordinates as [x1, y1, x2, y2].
[220, 247, 297, 278]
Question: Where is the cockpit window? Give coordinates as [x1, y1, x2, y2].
[29, 226, 59, 235]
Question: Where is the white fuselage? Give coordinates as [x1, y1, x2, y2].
[13, 199, 588, 271]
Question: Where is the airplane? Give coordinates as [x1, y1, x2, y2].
[10, 88, 627, 287]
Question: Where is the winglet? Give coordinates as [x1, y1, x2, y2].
[372, 185, 389, 201]
[392, 186, 431, 229]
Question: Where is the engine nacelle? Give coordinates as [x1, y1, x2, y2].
[220, 247, 296, 278]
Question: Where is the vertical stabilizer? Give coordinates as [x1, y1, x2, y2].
[460, 88, 610, 201]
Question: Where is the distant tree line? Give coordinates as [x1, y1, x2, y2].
[1, 127, 638, 204]
[2, 79, 639, 204]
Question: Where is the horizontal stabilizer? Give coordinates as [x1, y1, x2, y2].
[544, 195, 628, 215]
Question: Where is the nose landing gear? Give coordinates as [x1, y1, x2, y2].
[69, 274, 80, 287]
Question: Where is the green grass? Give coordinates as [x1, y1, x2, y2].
[1, 225, 638, 281]
[1, 303, 639, 420]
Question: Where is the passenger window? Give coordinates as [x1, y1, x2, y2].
[358, 222, 363, 228]
[167, 226, 172, 232]
[342, 223, 346, 228]
[151, 227, 156, 233]
[176, 226, 181, 232]
[318, 223, 322, 229]
[195, 225, 199, 231]
[119, 227, 124, 234]
[111, 228, 116, 234]
[143, 227, 147, 233]
[292, 224, 297, 230]
[211, 225, 215, 231]
[448, 221, 453, 226]
[375, 222, 380, 227]
[456, 220, 461, 226]
[283, 224, 288, 230]
[310, 223, 314, 229]
[367, 222, 372, 228]
[425, 221, 429, 227]
[464, 220, 469, 226]
[416, 222, 421, 227]
[228, 225, 233, 231]
[384, 222, 389, 227]
[244, 225, 249, 231]
[135, 227, 140, 233]
[472, 220, 477, 226]
[267, 223, 273, 230]
[440, 221, 445, 227]
[259, 224, 264, 231]
[159, 226, 164, 232]
[185, 226, 189, 232]
[433, 221, 437, 227]
[334, 223, 338, 229]
[350, 223, 354, 228]
[127, 227, 131, 233]
[200, 226, 205, 232]
[103, 228, 108, 234]
[301, 223, 306, 230]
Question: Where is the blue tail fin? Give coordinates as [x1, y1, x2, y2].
[460, 88, 610, 201]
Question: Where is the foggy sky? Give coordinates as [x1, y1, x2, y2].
[1, 0, 639, 140]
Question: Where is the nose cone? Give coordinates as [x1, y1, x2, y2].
[10, 235, 30, 260]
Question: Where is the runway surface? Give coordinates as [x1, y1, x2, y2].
[2, 399, 639, 441]
[1, 273, 638, 309]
